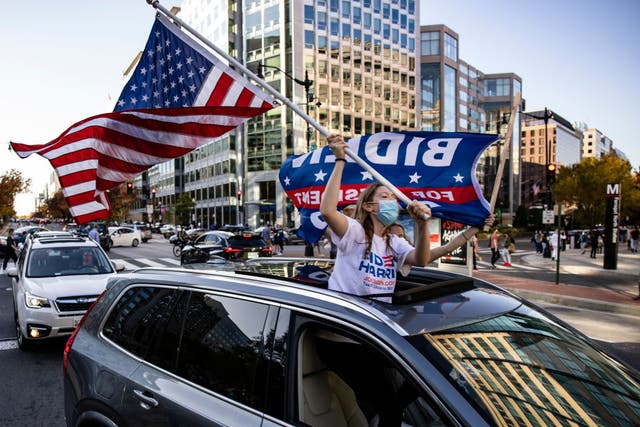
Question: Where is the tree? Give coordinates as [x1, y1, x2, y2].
[107, 184, 138, 223]
[175, 193, 195, 226]
[0, 169, 31, 222]
[42, 189, 70, 220]
[552, 154, 639, 228]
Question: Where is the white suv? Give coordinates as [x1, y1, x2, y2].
[7, 234, 124, 350]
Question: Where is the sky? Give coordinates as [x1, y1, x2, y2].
[2, 1, 639, 216]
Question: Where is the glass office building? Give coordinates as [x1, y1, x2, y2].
[145, 0, 420, 229]
[420, 25, 522, 224]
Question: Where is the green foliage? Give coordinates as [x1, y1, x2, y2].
[553, 154, 639, 227]
[41, 189, 69, 219]
[175, 193, 195, 226]
[0, 169, 31, 222]
[107, 184, 138, 223]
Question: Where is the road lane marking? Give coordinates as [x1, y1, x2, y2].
[0, 340, 18, 351]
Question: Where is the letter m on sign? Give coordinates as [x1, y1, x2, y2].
[606, 183, 620, 196]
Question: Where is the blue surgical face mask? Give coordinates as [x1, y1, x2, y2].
[375, 199, 399, 226]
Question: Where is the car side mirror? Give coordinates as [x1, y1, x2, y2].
[6, 266, 18, 279]
[112, 260, 126, 272]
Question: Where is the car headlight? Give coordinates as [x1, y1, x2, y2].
[25, 292, 51, 309]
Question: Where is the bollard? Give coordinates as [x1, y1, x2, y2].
[636, 272, 640, 300]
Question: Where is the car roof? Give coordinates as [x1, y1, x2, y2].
[115, 259, 522, 337]
[29, 235, 100, 249]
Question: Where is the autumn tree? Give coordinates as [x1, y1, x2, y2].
[552, 154, 640, 228]
[107, 184, 138, 223]
[0, 169, 31, 222]
[42, 189, 70, 220]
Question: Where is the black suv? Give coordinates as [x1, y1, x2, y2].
[63, 260, 640, 427]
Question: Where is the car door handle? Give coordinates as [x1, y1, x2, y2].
[132, 389, 159, 409]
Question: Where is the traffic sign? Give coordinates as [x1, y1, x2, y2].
[542, 209, 554, 224]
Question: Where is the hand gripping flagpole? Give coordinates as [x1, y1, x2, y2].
[146, 0, 427, 219]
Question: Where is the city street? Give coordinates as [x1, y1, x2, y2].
[0, 238, 638, 425]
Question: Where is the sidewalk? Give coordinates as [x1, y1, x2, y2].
[475, 245, 640, 317]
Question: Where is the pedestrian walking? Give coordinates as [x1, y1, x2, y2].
[2, 228, 19, 270]
[579, 232, 588, 254]
[490, 229, 500, 269]
[541, 233, 551, 258]
[630, 226, 639, 253]
[261, 226, 272, 250]
[88, 224, 100, 243]
[549, 231, 558, 261]
[500, 232, 513, 267]
[589, 229, 599, 259]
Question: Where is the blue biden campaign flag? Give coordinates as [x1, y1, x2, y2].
[279, 131, 498, 243]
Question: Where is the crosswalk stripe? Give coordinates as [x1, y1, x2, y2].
[116, 257, 181, 271]
[138, 258, 167, 267]
[117, 260, 141, 271]
[477, 260, 539, 271]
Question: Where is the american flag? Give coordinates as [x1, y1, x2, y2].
[11, 15, 274, 224]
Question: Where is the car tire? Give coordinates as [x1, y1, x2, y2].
[14, 313, 34, 351]
[132, 239, 139, 247]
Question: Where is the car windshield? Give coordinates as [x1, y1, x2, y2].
[27, 247, 114, 277]
[408, 303, 640, 426]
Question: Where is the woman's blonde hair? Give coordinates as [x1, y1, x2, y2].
[353, 183, 384, 257]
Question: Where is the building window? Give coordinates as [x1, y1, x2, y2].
[421, 31, 439, 56]
[444, 65, 456, 131]
[444, 33, 457, 61]
[420, 63, 440, 131]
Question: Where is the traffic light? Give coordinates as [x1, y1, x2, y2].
[127, 182, 133, 194]
[546, 163, 556, 185]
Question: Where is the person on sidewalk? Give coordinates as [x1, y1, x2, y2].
[630, 225, 639, 253]
[490, 229, 500, 269]
[579, 232, 588, 254]
[500, 232, 513, 267]
[2, 228, 19, 271]
[589, 228, 599, 259]
[549, 231, 558, 261]
[541, 233, 551, 258]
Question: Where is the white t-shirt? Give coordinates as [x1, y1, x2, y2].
[328, 217, 414, 298]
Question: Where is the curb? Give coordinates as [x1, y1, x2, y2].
[503, 287, 640, 318]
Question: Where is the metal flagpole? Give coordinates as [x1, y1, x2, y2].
[146, 0, 425, 216]
[488, 92, 521, 213]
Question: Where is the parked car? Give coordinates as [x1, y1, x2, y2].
[223, 233, 273, 260]
[63, 259, 640, 427]
[159, 224, 176, 238]
[217, 224, 250, 234]
[179, 231, 231, 264]
[7, 234, 124, 351]
[122, 224, 152, 242]
[13, 226, 50, 244]
[107, 226, 142, 247]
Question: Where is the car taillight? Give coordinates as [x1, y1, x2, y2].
[262, 246, 273, 254]
[224, 247, 243, 253]
[63, 291, 104, 377]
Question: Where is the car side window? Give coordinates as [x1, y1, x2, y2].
[176, 292, 270, 408]
[102, 286, 185, 372]
[296, 325, 445, 427]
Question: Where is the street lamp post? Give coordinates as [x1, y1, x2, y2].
[257, 63, 319, 152]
